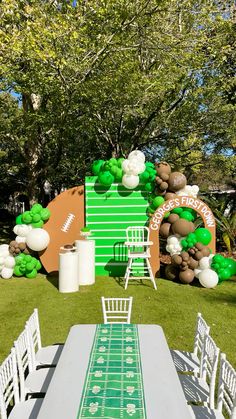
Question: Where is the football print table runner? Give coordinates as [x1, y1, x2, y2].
[77, 324, 146, 419]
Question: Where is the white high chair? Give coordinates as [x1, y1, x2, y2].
[124, 226, 157, 290]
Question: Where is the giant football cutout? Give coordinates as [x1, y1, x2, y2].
[39, 186, 85, 273]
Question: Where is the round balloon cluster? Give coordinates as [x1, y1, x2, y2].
[14, 254, 42, 278]
[0, 244, 16, 279]
[155, 161, 199, 199]
[16, 203, 51, 228]
[0, 203, 51, 280]
[92, 150, 157, 191]
[92, 157, 124, 186]
[165, 223, 236, 288]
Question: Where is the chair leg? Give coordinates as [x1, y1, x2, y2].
[124, 258, 132, 290]
[146, 259, 157, 290]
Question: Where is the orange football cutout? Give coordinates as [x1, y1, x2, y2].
[39, 186, 85, 273]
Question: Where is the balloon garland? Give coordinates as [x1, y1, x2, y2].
[0, 204, 51, 279]
[92, 150, 236, 288]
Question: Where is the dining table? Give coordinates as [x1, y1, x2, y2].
[37, 324, 192, 419]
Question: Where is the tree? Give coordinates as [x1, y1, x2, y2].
[0, 0, 235, 203]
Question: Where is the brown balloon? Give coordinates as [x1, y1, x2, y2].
[188, 257, 199, 270]
[171, 219, 195, 236]
[201, 247, 211, 257]
[168, 214, 179, 224]
[156, 162, 171, 176]
[171, 254, 182, 266]
[195, 242, 204, 251]
[165, 192, 176, 200]
[156, 176, 163, 185]
[181, 252, 189, 261]
[195, 251, 204, 260]
[179, 269, 195, 284]
[159, 223, 171, 238]
[165, 264, 179, 280]
[160, 172, 169, 181]
[159, 181, 168, 191]
[168, 172, 187, 192]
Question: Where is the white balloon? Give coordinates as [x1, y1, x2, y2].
[166, 235, 182, 255]
[0, 244, 10, 258]
[0, 256, 4, 265]
[1, 267, 13, 279]
[26, 228, 50, 251]
[199, 256, 211, 270]
[194, 268, 201, 279]
[122, 174, 139, 189]
[128, 150, 145, 162]
[199, 269, 218, 288]
[13, 224, 32, 237]
[176, 184, 199, 198]
[4, 256, 15, 269]
[15, 236, 26, 243]
[122, 159, 132, 174]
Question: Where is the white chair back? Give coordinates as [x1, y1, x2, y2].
[101, 297, 133, 324]
[193, 312, 210, 372]
[126, 226, 150, 243]
[201, 333, 220, 409]
[14, 328, 34, 401]
[26, 308, 42, 369]
[0, 348, 20, 419]
[217, 354, 236, 418]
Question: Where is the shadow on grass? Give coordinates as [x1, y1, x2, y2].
[46, 272, 59, 290]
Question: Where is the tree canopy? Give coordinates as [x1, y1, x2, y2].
[0, 0, 235, 203]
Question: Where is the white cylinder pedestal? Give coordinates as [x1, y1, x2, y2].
[59, 252, 79, 293]
[75, 240, 95, 285]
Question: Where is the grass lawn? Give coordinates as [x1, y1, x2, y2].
[0, 273, 235, 367]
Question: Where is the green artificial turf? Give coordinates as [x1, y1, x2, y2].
[0, 274, 235, 367]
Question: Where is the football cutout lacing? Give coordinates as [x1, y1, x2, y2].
[61, 213, 75, 232]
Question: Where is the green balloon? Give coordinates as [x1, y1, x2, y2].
[24, 255, 32, 263]
[181, 239, 188, 249]
[32, 220, 44, 228]
[109, 158, 117, 166]
[92, 160, 104, 175]
[144, 182, 153, 192]
[145, 162, 155, 169]
[32, 213, 41, 223]
[218, 268, 231, 281]
[31, 203, 43, 214]
[22, 211, 33, 224]
[115, 168, 123, 182]
[110, 166, 118, 176]
[163, 211, 170, 219]
[194, 228, 212, 245]
[14, 266, 23, 276]
[212, 254, 225, 266]
[98, 171, 114, 186]
[228, 259, 236, 276]
[16, 214, 23, 225]
[117, 157, 124, 168]
[180, 211, 194, 222]
[15, 254, 25, 264]
[149, 173, 156, 182]
[139, 171, 150, 183]
[19, 265, 26, 274]
[26, 262, 35, 273]
[172, 207, 183, 215]
[26, 268, 37, 278]
[147, 206, 155, 214]
[40, 208, 51, 221]
[152, 196, 165, 209]
[36, 260, 42, 271]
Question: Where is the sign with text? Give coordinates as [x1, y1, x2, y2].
[149, 197, 216, 276]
